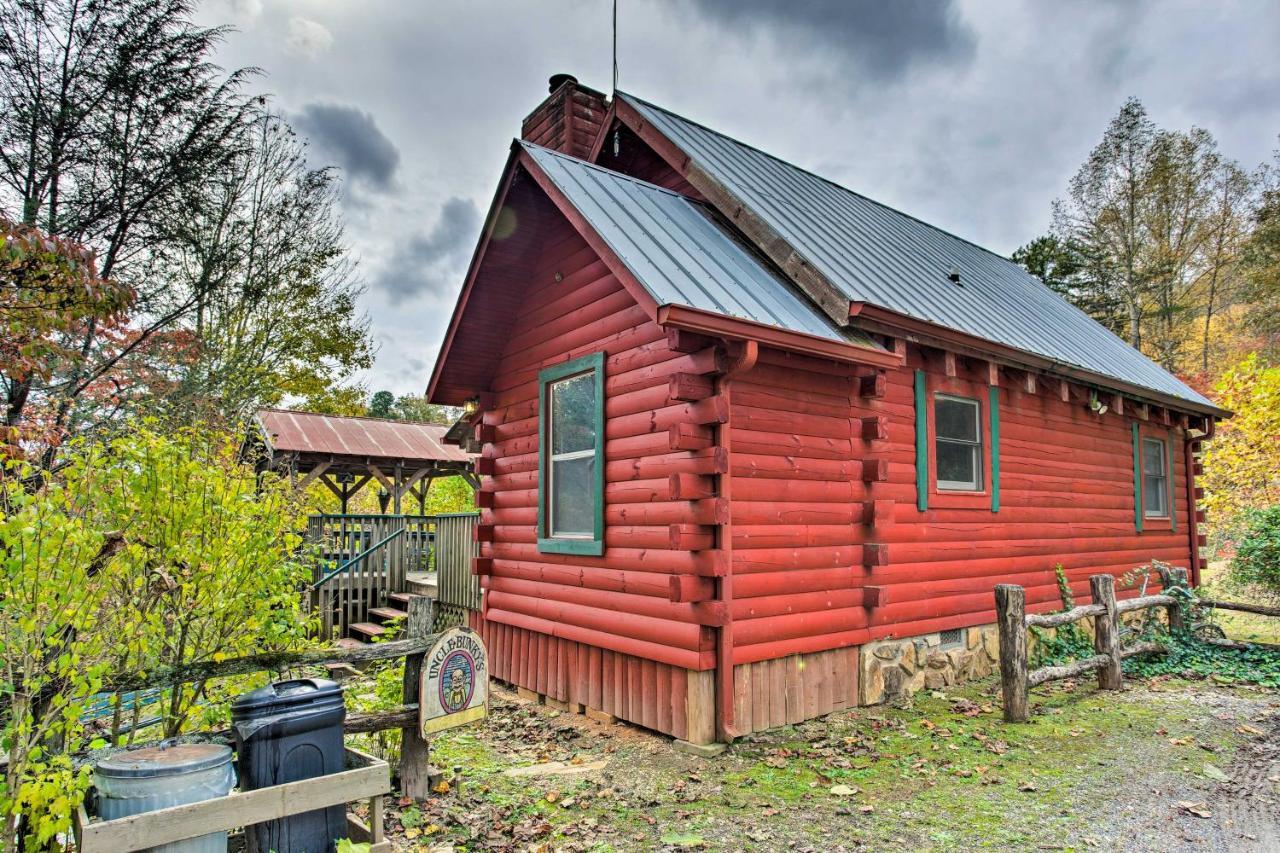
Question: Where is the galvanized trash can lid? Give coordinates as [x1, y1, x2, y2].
[94, 743, 232, 779]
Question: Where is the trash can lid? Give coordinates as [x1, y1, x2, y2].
[230, 677, 343, 716]
[94, 743, 232, 779]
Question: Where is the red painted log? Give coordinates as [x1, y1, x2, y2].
[669, 372, 715, 402]
[860, 415, 889, 441]
[859, 372, 887, 398]
[670, 575, 716, 603]
[669, 472, 716, 500]
[670, 523, 715, 551]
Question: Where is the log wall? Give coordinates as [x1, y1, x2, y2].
[472, 214, 723, 740]
[465, 174, 1197, 742]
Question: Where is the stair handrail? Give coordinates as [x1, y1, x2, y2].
[311, 526, 407, 590]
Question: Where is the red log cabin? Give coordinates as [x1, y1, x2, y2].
[427, 75, 1227, 747]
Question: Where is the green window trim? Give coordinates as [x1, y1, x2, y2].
[1131, 421, 1143, 533]
[1167, 428, 1177, 532]
[989, 385, 1001, 513]
[914, 370, 928, 511]
[537, 352, 605, 556]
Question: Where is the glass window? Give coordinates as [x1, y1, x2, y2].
[548, 372, 596, 537]
[936, 395, 982, 491]
[1142, 437, 1168, 518]
[538, 352, 604, 554]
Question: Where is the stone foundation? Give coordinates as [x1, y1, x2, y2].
[858, 609, 1162, 705]
[859, 626, 1000, 705]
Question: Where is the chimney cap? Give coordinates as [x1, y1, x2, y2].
[548, 73, 578, 93]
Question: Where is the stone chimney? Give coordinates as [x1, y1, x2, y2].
[521, 74, 609, 160]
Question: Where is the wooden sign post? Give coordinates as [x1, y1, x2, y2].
[419, 627, 488, 737]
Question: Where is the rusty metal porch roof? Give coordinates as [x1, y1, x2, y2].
[253, 409, 471, 465]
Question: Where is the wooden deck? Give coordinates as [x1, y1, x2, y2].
[308, 512, 480, 640]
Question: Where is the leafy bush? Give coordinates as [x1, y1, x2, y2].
[1229, 505, 1280, 601]
[0, 423, 315, 850]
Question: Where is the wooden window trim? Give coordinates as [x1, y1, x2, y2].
[1132, 422, 1176, 533]
[537, 352, 605, 555]
[921, 372, 994, 510]
[934, 392, 984, 493]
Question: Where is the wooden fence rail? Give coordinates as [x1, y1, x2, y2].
[996, 569, 1191, 723]
[99, 596, 440, 799]
[996, 565, 1279, 722]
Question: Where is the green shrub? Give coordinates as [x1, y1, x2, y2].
[1230, 505, 1280, 601]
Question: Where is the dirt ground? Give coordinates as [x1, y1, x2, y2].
[357, 673, 1279, 853]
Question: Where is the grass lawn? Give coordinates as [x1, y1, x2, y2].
[361, 673, 1279, 852]
[1197, 561, 1280, 645]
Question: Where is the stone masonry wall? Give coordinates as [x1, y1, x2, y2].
[859, 611, 1158, 705]
[859, 626, 1000, 705]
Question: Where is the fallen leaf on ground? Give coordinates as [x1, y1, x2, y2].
[1018, 780, 1038, 792]
[1201, 764, 1230, 783]
[1177, 801, 1212, 818]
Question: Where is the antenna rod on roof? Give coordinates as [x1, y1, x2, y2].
[612, 0, 619, 94]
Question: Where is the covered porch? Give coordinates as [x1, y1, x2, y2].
[243, 409, 483, 639]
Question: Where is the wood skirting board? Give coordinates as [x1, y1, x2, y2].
[473, 615, 858, 744]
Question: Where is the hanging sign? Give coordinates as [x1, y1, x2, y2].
[419, 627, 488, 736]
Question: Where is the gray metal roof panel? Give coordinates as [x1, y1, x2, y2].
[620, 93, 1213, 408]
[523, 141, 878, 347]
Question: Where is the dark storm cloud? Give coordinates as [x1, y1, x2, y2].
[682, 0, 976, 80]
[294, 102, 400, 192]
[376, 197, 481, 304]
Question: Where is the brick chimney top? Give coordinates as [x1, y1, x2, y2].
[521, 74, 609, 160]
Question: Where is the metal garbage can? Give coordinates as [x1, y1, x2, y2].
[92, 742, 235, 853]
[231, 678, 346, 853]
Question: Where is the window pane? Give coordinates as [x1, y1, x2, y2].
[552, 456, 595, 535]
[937, 441, 979, 489]
[1142, 439, 1165, 476]
[551, 373, 595, 454]
[1144, 474, 1167, 516]
[936, 397, 978, 442]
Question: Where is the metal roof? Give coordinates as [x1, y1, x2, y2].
[619, 93, 1213, 408]
[522, 141, 882, 350]
[255, 409, 471, 464]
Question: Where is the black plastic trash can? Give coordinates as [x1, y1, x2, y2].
[231, 678, 346, 853]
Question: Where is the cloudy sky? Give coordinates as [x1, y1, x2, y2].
[200, 0, 1280, 397]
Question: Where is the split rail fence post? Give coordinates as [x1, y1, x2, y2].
[1157, 566, 1188, 632]
[995, 584, 1028, 723]
[1089, 574, 1122, 690]
[399, 595, 433, 798]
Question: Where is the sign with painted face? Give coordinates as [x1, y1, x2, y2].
[420, 627, 488, 736]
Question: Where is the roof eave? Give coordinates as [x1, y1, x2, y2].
[657, 304, 902, 369]
[849, 302, 1229, 419]
[426, 146, 524, 405]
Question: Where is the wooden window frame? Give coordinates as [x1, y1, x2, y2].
[1131, 423, 1176, 533]
[1141, 436, 1170, 520]
[537, 352, 605, 555]
[917, 370, 995, 511]
[934, 393, 984, 492]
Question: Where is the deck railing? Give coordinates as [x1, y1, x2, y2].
[307, 513, 481, 638]
[433, 512, 481, 624]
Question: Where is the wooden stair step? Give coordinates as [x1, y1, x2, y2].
[387, 591, 420, 607]
[348, 622, 387, 640]
[334, 637, 367, 650]
[368, 606, 408, 623]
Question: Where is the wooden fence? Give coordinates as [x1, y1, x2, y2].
[996, 566, 1279, 722]
[100, 597, 441, 803]
[433, 512, 481, 625]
